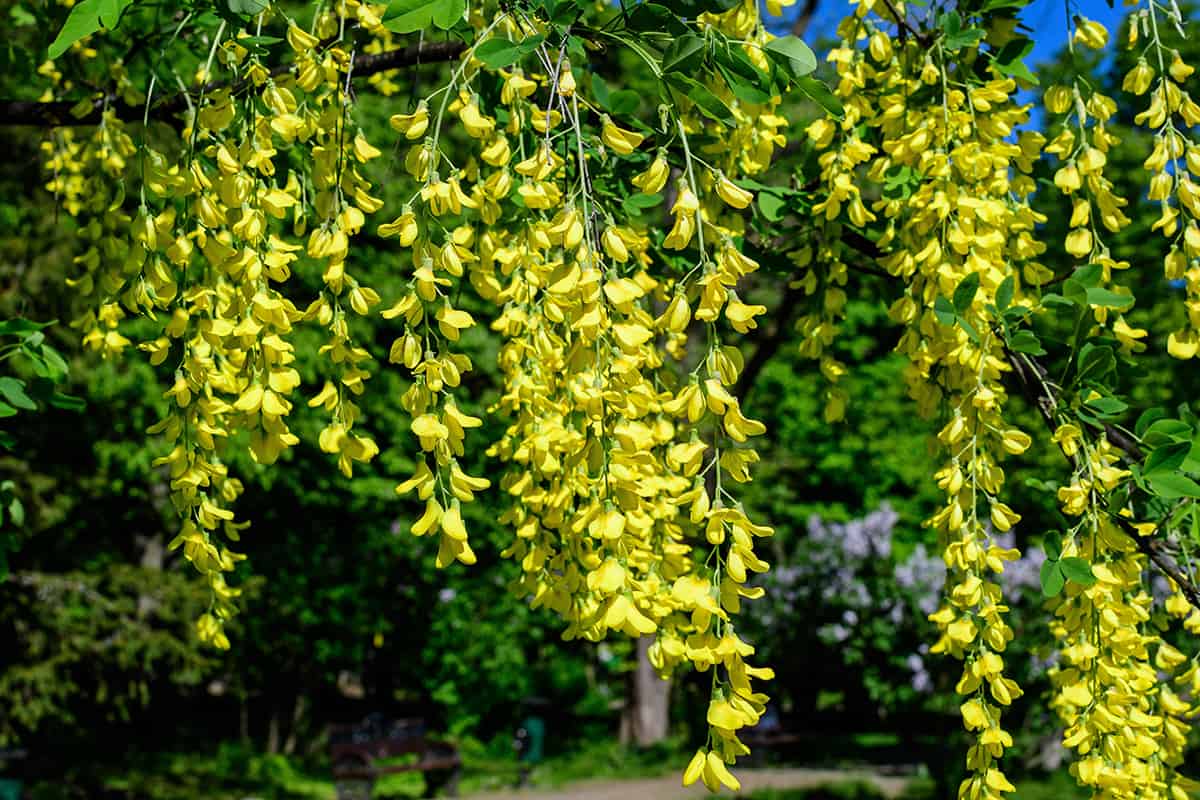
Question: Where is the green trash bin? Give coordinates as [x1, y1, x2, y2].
[0, 777, 22, 800]
[519, 715, 545, 765]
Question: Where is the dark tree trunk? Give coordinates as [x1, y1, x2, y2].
[267, 708, 281, 754]
[135, 533, 163, 617]
[283, 694, 307, 756]
[620, 637, 671, 747]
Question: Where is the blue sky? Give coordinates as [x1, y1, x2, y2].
[767, 0, 1130, 70]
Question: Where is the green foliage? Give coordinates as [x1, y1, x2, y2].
[47, 0, 134, 59]
[2, 0, 1199, 796]
[0, 565, 218, 746]
[0, 318, 82, 441]
[0, 317, 82, 577]
[26, 742, 332, 800]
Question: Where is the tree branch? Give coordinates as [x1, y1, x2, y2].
[1003, 345, 1200, 608]
[877, 0, 930, 46]
[833, 227, 1200, 609]
[790, 0, 820, 37]
[0, 40, 466, 128]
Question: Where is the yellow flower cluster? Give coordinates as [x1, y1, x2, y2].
[1044, 80, 1135, 292]
[807, 4, 1050, 797]
[41, 4, 395, 648]
[39, 1, 799, 781]
[1046, 427, 1196, 799]
[43, 0, 1200, 793]
[1040, 25, 1151, 351]
[1123, 5, 1200, 359]
[372, 2, 788, 786]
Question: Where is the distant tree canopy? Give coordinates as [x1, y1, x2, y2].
[3, 0, 1200, 797]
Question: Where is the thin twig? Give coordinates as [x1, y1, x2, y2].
[0, 40, 465, 127]
[833, 228, 1200, 610]
[877, 0, 927, 46]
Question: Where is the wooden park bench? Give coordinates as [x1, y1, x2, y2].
[329, 716, 461, 799]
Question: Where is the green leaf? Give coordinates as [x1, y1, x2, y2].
[881, 165, 919, 200]
[957, 316, 981, 344]
[1072, 263, 1104, 287]
[1040, 559, 1065, 597]
[1148, 473, 1200, 499]
[7, 496, 23, 528]
[620, 194, 663, 216]
[666, 74, 734, 126]
[431, 0, 466, 29]
[992, 36, 1037, 84]
[49, 392, 86, 412]
[1075, 343, 1115, 385]
[591, 74, 611, 108]
[1145, 441, 1190, 477]
[995, 276, 1014, 312]
[1142, 418, 1193, 447]
[240, 35, 283, 49]
[654, 0, 737, 17]
[945, 27, 985, 50]
[1044, 531, 1063, 561]
[1008, 330, 1045, 355]
[1135, 407, 1167, 438]
[48, 0, 125, 59]
[1041, 293, 1076, 310]
[607, 90, 641, 116]
[226, 0, 268, 16]
[763, 36, 816, 78]
[10, 6, 35, 25]
[757, 192, 786, 222]
[933, 296, 956, 326]
[0, 402, 16, 419]
[1082, 395, 1128, 418]
[661, 34, 704, 74]
[793, 76, 843, 117]
[719, 65, 774, 105]
[98, 0, 132, 27]
[1085, 287, 1134, 309]
[1062, 279, 1088, 307]
[623, 3, 690, 36]
[383, 0, 436, 33]
[953, 273, 980, 314]
[1059, 557, 1096, 587]
[39, 345, 69, 381]
[0, 378, 35, 412]
[550, 0, 582, 26]
[714, 44, 774, 86]
[940, 11, 962, 36]
[685, 81, 734, 126]
[624, 194, 663, 209]
[472, 35, 543, 70]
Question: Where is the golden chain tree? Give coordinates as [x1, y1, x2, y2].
[7, 0, 1200, 794]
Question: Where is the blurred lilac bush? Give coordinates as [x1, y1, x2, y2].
[745, 504, 1048, 717]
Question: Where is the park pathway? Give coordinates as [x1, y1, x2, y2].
[464, 767, 911, 800]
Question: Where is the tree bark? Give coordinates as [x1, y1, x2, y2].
[135, 532, 163, 617]
[790, 0, 820, 36]
[267, 708, 281, 755]
[620, 637, 671, 747]
[240, 695, 250, 744]
[282, 693, 308, 756]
